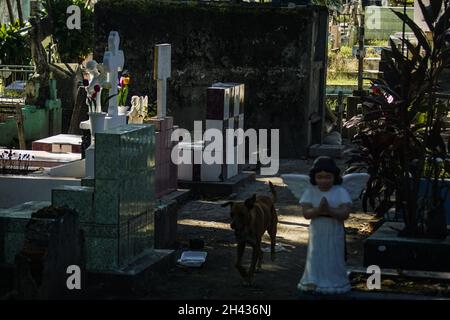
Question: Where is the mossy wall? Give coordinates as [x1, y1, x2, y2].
[94, 1, 328, 157]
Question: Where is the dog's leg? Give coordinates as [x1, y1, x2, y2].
[269, 216, 277, 262]
[246, 240, 261, 285]
[235, 242, 247, 279]
[256, 249, 263, 272]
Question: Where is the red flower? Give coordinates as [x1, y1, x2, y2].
[372, 87, 381, 95]
[92, 92, 97, 99]
[94, 84, 101, 92]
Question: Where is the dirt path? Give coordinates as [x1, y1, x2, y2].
[145, 160, 377, 300]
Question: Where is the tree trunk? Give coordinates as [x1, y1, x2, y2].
[28, 15, 53, 107]
[16, 0, 23, 25]
[6, 0, 15, 23]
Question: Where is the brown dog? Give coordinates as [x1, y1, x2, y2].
[221, 181, 278, 285]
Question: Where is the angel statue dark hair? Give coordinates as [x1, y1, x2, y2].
[308, 156, 343, 185]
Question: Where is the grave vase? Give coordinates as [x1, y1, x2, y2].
[88, 111, 106, 145]
[118, 106, 129, 115]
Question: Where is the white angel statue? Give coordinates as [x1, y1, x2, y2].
[85, 60, 109, 113]
[281, 156, 369, 295]
[128, 95, 148, 124]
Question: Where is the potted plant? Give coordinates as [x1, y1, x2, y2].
[117, 71, 130, 115]
[344, 1, 450, 239]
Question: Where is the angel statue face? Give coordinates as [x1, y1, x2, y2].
[315, 171, 335, 192]
[86, 60, 100, 78]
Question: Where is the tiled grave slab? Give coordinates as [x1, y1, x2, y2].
[0, 201, 51, 264]
[52, 186, 95, 224]
[95, 124, 156, 180]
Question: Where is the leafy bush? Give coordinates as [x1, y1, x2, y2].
[44, 0, 94, 62]
[345, 1, 450, 238]
[327, 45, 357, 80]
[0, 20, 31, 65]
[339, 45, 353, 58]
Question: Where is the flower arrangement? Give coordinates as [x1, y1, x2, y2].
[118, 71, 130, 106]
[0, 149, 35, 175]
[83, 79, 102, 113]
[83, 77, 116, 113]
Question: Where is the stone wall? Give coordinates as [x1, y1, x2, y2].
[94, 1, 328, 158]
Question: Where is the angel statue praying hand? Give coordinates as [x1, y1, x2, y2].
[281, 156, 369, 295]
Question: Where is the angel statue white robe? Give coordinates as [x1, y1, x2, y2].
[298, 185, 352, 294]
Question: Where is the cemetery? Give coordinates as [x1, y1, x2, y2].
[0, 0, 449, 302]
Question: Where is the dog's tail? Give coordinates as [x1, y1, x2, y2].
[269, 181, 277, 203]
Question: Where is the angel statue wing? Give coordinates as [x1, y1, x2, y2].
[280, 174, 311, 201]
[342, 173, 370, 201]
[281, 172, 370, 202]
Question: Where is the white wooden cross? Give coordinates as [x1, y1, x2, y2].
[154, 44, 171, 118]
[103, 31, 124, 117]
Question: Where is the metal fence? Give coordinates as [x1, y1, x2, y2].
[0, 65, 35, 107]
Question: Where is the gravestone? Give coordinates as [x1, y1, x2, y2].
[154, 44, 171, 119]
[145, 44, 178, 198]
[202, 82, 245, 182]
[177, 82, 245, 182]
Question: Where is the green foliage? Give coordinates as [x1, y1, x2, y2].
[365, 40, 389, 47]
[327, 46, 357, 81]
[146, 100, 157, 118]
[118, 86, 128, 106]
[45, 0, 94, 62]
[312, 0, 343, 12]
[345, 1, 450, 238]
[339, 45, 353, 58]
[0, 20, 31, 65]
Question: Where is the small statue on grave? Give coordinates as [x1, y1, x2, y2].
[128, 95, 148, 124]
[297, 157, 352, 294]
[281, 157, 369, 295]
[84, 60, 108, 113]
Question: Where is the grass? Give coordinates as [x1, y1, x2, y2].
[326, 77, 371, 86]
[365, 39, 389, 47]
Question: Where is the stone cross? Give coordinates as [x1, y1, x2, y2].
[103, 31, 124, 117]
[154, 44, 171, 118]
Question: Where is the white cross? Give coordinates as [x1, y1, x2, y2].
[103, 31, 124, 117]
[154, 44, 171, 118]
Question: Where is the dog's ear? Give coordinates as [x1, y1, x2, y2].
[244, 194, 256, 210]
[221, 201, 233, 208]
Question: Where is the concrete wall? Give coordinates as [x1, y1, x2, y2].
[94, 2, 328, 158]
